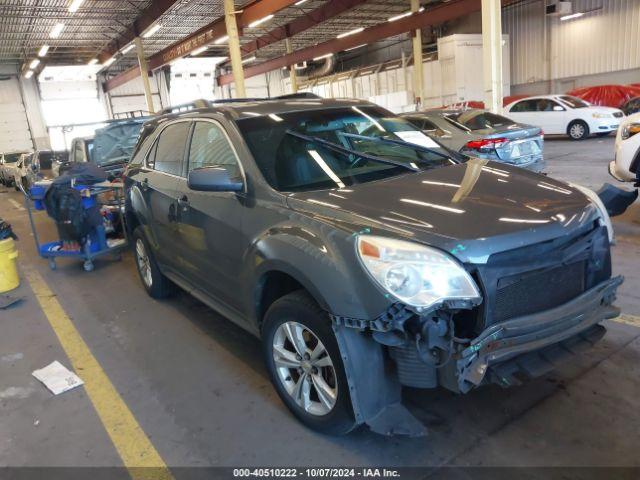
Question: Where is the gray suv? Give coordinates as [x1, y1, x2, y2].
[123, 96, 622, 436]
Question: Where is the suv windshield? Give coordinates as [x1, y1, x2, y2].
[443, 111, 517, 131]
[559, 96, 589, 109]
[236, 106, 458, 192]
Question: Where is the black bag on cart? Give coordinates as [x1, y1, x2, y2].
[43, 163, 107, 243]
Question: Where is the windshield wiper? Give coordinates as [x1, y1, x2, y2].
[285, 130, 419, 172]
[339, 132, 459, 163]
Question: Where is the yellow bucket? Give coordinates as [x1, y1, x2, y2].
[0, 238, 19, 293]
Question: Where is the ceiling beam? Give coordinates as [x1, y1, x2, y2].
[240, 0, 371, 55]
[97, 0, 182, 64]
[218, 0, 482, 86]
[104, 0, 300, 92]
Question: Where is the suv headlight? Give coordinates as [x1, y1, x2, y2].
[356, 236, 481, 309]
[592, 112, 611, 119]
[621, 122, 640, 140]
[570, 183, 614, 243]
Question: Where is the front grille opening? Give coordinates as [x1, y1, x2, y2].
[452, 306, 482, 339]
[493, 261, 586, 322]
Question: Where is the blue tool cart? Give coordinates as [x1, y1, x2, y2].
[24, 180, 128, 272]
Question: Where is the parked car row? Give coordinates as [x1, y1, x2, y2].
[120, 96, 621, 436]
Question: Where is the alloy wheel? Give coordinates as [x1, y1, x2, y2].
[272, 321, 337, 416]
[135, 238, 153, 288]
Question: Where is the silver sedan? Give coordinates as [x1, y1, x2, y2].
[402, 109, 545, 172]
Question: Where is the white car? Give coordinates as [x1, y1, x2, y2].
[13, 152, 40, 192]
[609, 112, 640, 183]
[504, 95, 624, 140]
[0, 151, 30, 186]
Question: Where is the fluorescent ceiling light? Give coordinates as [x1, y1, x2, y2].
[24, 70, 34, 79]
[345, 44, 366, 52]
[87, 58, 98, 65]
[143, 24, 162, 38]
[560, 12, 584, 20]
[29, 59, 40, 69]
[121, 44, 135, 54]
[214, 35, 229, 44]
[102, 57, 115, 67]
[294, 0, 308, 5]
[241, 55, 257, 64]
[337, 27, 364, 39]
[68, 0, 86, 13]
[38, 45, 50, 57]
[248, 14, 274, 28]
[313, 53, 333, 61]
[268, 114, 283, 122]
[191, 45, 208, 56]
[50, 23, 65, 38]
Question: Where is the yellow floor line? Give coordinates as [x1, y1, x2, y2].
[613, 314, 640, 327]
[24, 265, 173, 480]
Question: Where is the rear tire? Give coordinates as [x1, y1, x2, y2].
[568, 120, 589, 140]
[262, 291, 356, 435]
[132, 227, 173, 299]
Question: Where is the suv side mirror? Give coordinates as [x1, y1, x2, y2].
[188, 166, 244, 192]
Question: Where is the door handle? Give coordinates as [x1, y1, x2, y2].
[140, 177, 149, 192]
[177, 195, 190, 212]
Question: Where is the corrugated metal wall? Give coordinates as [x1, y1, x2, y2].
[504, 0, 640, 86]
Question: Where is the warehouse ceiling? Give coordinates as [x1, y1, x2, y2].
[0, 0, 415, 74]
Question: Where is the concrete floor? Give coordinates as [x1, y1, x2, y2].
[1, 136, 639, 472]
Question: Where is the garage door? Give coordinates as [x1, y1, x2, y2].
[0, 76, 33, 152]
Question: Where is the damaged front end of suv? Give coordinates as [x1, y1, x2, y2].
[324, 198, 622, 437]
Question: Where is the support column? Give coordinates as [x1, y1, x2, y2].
[134, 36, 155, 114]
[285, 37, 298, 94]
[410, 0, 424, 109]
[481, 0, 503, 114]
[224, 0, 246, 98]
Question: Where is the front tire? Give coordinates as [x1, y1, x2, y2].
[132, 227, 173, 299]
[568, 120, 590, 140]
[262, 291, 356, 435]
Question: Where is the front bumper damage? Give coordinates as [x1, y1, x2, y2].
[457, 276, 622, 393]
[331, 275, 622, 437]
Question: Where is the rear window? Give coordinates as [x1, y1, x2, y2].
[444, 111, 517, 131]
[558, 96, 589, 109]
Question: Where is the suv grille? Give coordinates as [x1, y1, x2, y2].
[493, 261, 585, 322]
[613, 112, 623, 118]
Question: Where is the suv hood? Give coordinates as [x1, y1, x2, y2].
[288, 159, 599, 263]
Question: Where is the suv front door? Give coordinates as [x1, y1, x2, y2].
[174, 119, 247, 316]
[143, 120, 191, 270]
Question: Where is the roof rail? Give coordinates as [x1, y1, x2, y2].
[159, 93, 322, 114]
[274, 93, 321, 100]
[159, 99, 212, 115]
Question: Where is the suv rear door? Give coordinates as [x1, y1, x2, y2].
[174, 119, 247, 314]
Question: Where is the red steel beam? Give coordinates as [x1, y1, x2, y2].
[218, 0, 482, 86]
[97, 0, 182, 64]
[104, 0, 300, 92]
[240, 0, 370, 55]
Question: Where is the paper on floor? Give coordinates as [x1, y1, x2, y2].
[32, 361, 84, 395]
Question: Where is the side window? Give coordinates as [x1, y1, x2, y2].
[511, 100, 535, 113]
[421, 119, 440, 131]
[187, 121, 239, 174]
[154, 122, 191, 176]
[73, 141, 84, 162]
